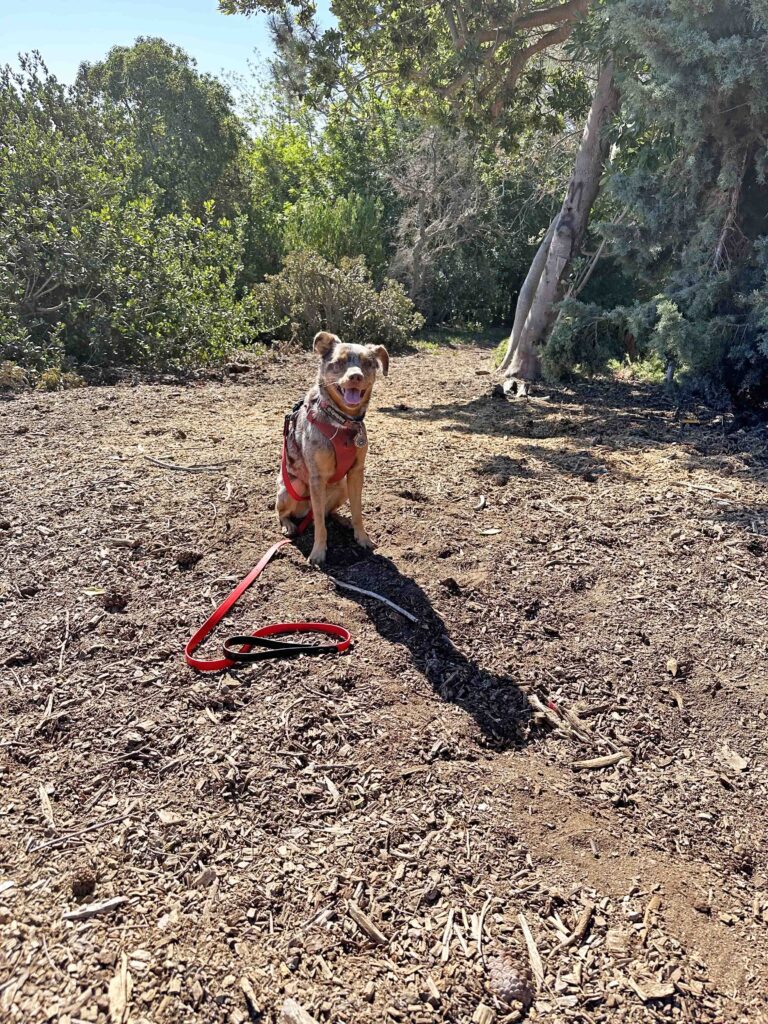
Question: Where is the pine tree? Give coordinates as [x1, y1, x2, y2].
[577, 0, 768, 402]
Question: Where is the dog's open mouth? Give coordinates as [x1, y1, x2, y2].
[336, 385, 365, 407]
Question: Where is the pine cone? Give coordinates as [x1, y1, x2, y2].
[486, 951, 534, 1009]
[70, 864, 97, 900]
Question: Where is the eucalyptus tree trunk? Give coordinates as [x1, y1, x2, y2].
[503, 61, 620, 384]
[498, 216, 556, 374]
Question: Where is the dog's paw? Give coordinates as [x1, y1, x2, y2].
[307, 545, 327, 567]
[354, 531, 376, 551]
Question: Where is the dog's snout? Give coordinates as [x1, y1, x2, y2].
[345, 368, 364, 383]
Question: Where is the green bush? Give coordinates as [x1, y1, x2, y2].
[282, 192, 387, 281]
[0, 57, 258, 370]
[544, 300, 627, 379]
[253, 250, 424, 349]
[67, 201, 258, 367]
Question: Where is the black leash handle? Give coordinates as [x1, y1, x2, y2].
[222, 632, 343, 663]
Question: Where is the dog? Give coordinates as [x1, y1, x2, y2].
[277, 331, 389, 566]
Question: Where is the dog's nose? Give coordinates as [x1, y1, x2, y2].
[346, 369, 364, 382]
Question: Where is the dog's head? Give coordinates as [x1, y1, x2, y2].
[313, 331, 389, 416]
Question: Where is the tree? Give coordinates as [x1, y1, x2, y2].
[500, 60, 619, 383]
[387, 127, 489, 318]
[220, 1, 607, 378]
[79, 37, 247, 215]
[220, 1, 592, 124]
[0, 55, 256, 369]
[542, 1, 768, 404]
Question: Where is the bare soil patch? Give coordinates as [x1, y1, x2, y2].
[2, 343, 768, 1023]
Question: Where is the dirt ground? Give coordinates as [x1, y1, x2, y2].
[2, 339, 768, 1024]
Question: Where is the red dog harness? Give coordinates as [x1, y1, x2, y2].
[281, 397, 367, 502]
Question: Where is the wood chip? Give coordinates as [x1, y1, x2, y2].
[157, 809, 185, 826]
[108, 953, 133, 1023]
[572, 751, 631, 770]
[719, 743, 749, 772]
[472, 1003, 494, 1024]
[279, 998, 321, 1024]
[606, 928, 630, 955]
[240, 976, 261, 1015]
[63, 895, 129, 921]
[560, 901, 594, 948]
[517, 912, 544, 990]
[426, 975, 441, 1005]
[628, 977, 675, 1002]
[642, 894, 662, 945]
[38, 784, 54, 826]
[348, 900, 389, 945]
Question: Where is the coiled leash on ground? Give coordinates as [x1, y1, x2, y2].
[184, 510, 351, 673]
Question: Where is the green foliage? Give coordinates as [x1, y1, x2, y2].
[283, 193, 387, 280]
[243, 120, 327, 282]
[0, 56, 258, 370]
[538, 0, 768, 403]
[71, 202, 257, 367]
[220, 2, 593, 144]
[253, 250, 424, 348]
[78, 37, 246, 215]
[650, 299, 692, 364]
[544, 300, 627, 379]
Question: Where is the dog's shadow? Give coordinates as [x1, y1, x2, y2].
[294, 522, 530, 748]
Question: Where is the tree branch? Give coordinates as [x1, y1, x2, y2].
[441, 3, 462, 48]
[440, 1, 589, 101]
[477, 0, 591, 44]
[490, 22, 576, 117]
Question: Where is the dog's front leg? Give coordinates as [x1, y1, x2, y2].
[307, 474, 328, 566]
[347, 461, 375, 550]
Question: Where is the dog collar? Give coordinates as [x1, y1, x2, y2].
[316, 390, 367, 424]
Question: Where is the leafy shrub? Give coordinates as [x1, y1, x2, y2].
[0, 361, 29, 391]
[253, 250, 424, 349]
[35, 368, 85, 391]
[282, 192, 387, 281]
[544, 300, 627, 378]
[0, 57, 258, 370]
[68, 202, 258, 367]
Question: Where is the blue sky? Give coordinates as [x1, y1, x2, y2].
[1, 1, 333, 85]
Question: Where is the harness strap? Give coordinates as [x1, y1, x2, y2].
[281, 432, 309, 501]
[281, 397, 365, 500]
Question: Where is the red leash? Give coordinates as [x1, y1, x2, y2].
[184, 511, 351, 673]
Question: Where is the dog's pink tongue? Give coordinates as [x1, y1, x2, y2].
[343, 387, 362, 406]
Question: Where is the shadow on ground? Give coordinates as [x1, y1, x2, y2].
[291, 523, 530, 749]
[381, 378, 768, 484]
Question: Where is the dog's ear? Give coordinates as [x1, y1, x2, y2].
[313, 331, 338, 357]
[369, 345, 389, 377]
